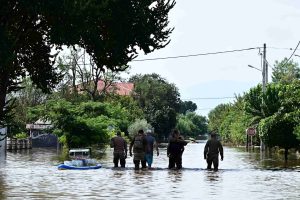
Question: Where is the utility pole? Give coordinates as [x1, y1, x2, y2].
[262, 43, 266, 93]
[261, 43, 267, 151]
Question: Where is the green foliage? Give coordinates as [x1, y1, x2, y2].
[0, 0, 175, 125]
[245, 80, 300, 150]
[176, 112, 207, 137]
[258, 115, 299, 149]
[130, 73, 180, 138]
[29, 100, 131, 148]
[208, 104, 231, 133]
[208, 96, 254, 145]
[179, 100, 197, 114]
[208, 58, 300, 151]
[105, 95, 145, 124]
[7, 78, 48, 136]
[14, 132, 28, 139]
[127, 119, 152, 139]
[272, 58, 300, 83]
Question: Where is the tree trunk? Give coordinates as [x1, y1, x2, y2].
[0, 72, 8, 125]
[284, 148, 288, 162]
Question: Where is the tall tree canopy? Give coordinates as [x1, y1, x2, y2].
[0, 0, 176, 125]
[130, 73, 180, 138]
[179, 100, 197, 114]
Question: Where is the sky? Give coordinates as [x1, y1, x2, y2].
[125, 0, 300, 117]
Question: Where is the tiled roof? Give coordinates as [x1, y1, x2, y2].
[97, 80, 134, 96]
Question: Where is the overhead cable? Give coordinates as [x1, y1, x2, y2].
[181, 97, 235, 100]
[280, 41, 300, 68]
[131, 47, 261, 62]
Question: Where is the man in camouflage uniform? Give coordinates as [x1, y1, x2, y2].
[204, 132, 224, 171]
[129, 129, 147, 170]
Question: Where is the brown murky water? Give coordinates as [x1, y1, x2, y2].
[0, 142, 299, 200]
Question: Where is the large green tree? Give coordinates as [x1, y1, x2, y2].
[245, 82, 300, 159]
[130, 73, 180, 138]
[208, 104, 231, 133]
[272, 58, 300, 83]
[0, 0, 176, 125]
[176, 112, 207, 137]
[178, 100, 197, 114]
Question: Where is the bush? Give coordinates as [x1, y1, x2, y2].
[15, 132, 28, 139]
[128, 119, 152, 139]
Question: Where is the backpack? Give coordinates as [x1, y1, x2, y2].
[133, 135, 144, 152]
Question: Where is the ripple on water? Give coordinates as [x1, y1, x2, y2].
[0, 145, 300, 199]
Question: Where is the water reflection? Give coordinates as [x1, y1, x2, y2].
[0, 144, 299, 199]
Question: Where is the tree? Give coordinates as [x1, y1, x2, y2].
[57, 48, 128, 101]
[208, 104, 231, 133]
[179, 100, 197, 114]
[7, 78, 48, 136]
[0, 0, 176, 125]
[130, 73, 180, 138]
[28, 100, 132, 148]
[128, 119, 152, 139]
[176, 112, 207, 137]
[272, 58, 300, 83]
[106, 95, 145, 126]
[245, 82, 300, 159]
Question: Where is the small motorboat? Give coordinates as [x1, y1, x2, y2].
[58, 148, 102, 170]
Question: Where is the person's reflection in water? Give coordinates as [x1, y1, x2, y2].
[204, 171, 223, 196]
[167, 170, 183, 182]
[112, 171, 125, 179]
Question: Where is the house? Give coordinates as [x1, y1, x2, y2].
[97, 80, 134, 96]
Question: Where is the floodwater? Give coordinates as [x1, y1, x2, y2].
[0, 142, 300, 200]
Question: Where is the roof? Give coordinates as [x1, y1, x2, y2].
[97, 80, 134, 96]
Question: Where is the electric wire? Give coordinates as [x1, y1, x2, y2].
[181, 97, 235, 100]
[280, 41, 300, 68]
[131, 47, 261, 62]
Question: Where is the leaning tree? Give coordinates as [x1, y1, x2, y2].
[0, 0, 176, 126]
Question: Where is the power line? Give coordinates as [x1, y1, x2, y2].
[196, 108, 213, 110]
[267, 47, 294, 50]
[182, 97, 235, 100]
[267, 46, 300, 51]
[131, 47, 261, 62]
[281, 41, 300, 68]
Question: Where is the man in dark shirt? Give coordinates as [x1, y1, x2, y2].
[167, 129, 187, 169]
[110, 131, 127, 168]
[204, 132, 224, 171]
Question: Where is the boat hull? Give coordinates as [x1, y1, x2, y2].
[58, 164, 102, 170]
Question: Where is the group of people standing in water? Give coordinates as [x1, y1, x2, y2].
[110, 129, 224, 171]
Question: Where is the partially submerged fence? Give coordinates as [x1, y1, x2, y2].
[6, 138, 32, 150]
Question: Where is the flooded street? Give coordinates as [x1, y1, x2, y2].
[0, 142, 300, 200]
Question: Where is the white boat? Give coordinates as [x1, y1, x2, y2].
[58, 148, 101, 170]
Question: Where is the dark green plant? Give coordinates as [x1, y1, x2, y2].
[0, 0, 176, 125]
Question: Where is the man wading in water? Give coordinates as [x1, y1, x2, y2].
[110, 131, 127, 168]
[204, 132, 224, 171]
[130, 129, 147, 170]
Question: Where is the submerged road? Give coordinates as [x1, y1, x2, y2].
[0, 142, 299, 199]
